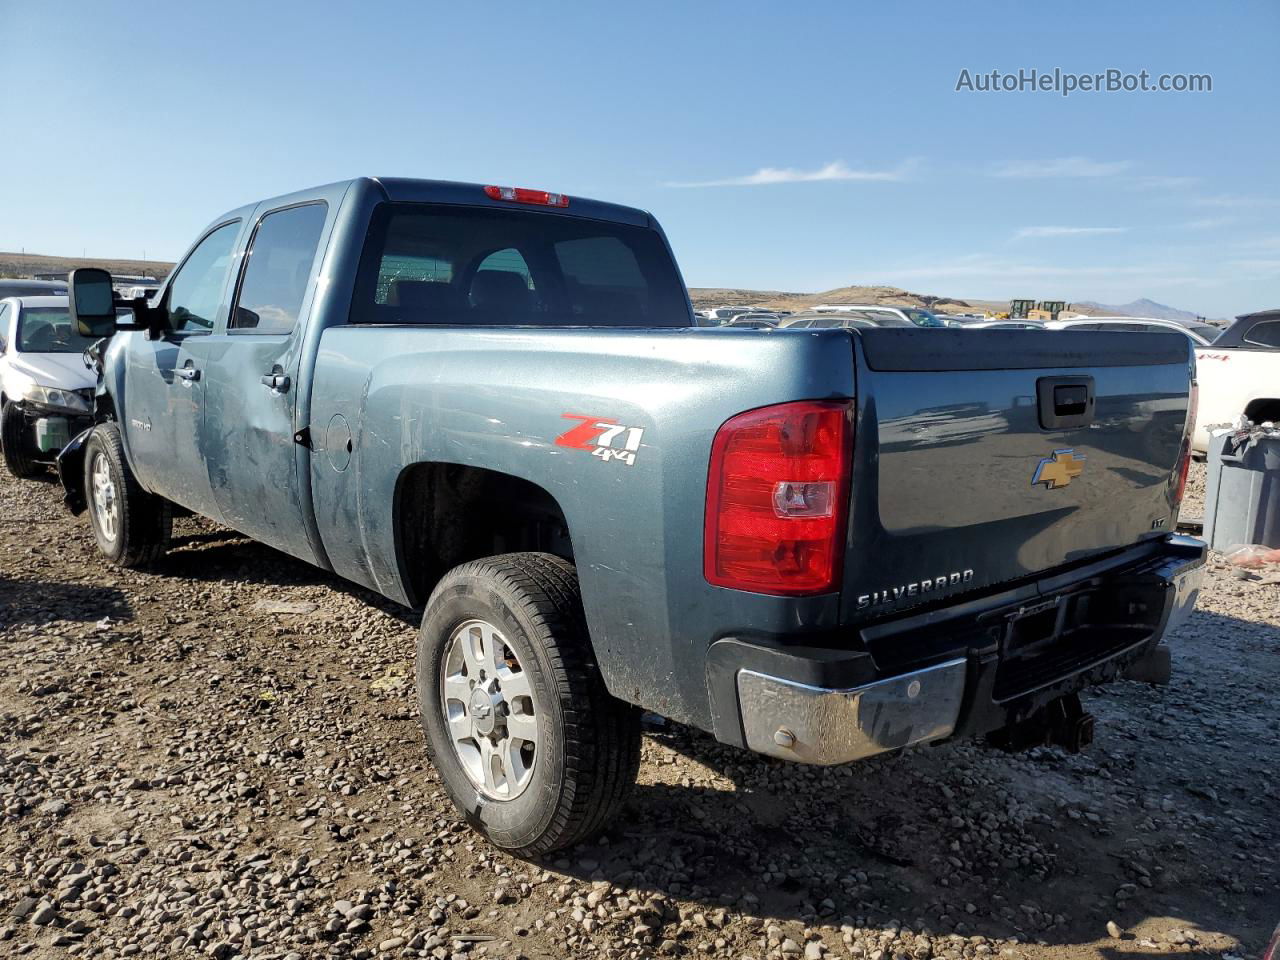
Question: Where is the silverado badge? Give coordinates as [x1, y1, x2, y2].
[1032, 448, 1086, 489]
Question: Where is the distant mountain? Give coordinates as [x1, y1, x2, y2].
[1071, 298, 1219, 323]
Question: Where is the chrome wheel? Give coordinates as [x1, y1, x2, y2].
[90, 451, 118, 543]
[440, 619, 539, 800]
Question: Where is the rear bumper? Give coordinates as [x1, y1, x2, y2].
[708, 534, 1206, 765]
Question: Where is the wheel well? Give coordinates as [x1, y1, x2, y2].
[394, 463, 574, 608]
[1243, 398, 1280, 425]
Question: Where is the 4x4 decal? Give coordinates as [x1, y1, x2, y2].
[555, 413, 645, 466]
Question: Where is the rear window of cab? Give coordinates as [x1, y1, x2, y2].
[350, 204, 690, 328]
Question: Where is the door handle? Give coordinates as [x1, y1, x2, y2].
[176, 367, 200, 382]
[261, 373, 291, 392]
[1037, 376, 1095, 429]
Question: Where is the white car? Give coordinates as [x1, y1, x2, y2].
[1044, 315, 1220, 345]
[960, 319, 1046, 330]
[0, 296, 98, 477]
[1190, 309, 1280, 453]
[699, 306, 760, 326]
[809, 304, 948, 328]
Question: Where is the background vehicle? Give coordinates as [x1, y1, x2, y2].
[700, 306, 757, 326]
[780, 310, 907, 328]
[1191, 308, 1280, 452]
[808, 304, 945, 327]
[1046, 315, 1219, 345]
[961, 320, 1046, 331]
[723, 315, 779, 328]
[0, 296, 96, 477]
[1028, 300, 1070, 322]
[61, 176, 1203, 855]
[1008, 299, 1036, 320]
[0, 279, 68, 298]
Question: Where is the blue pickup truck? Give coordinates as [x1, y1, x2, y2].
[61, 177, 1205, 854]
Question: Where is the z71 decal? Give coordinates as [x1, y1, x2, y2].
[555, 413, 645, 466]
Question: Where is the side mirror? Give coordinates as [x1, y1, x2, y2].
[68, 268, 119, 338]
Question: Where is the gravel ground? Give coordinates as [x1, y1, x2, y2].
[1, 463, 1276, 960]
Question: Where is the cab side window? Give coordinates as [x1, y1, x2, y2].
[0, 304, 10, 353]
[167, 221, 241, 333]
[231, 203, 328, 335]
[1244, 320, 1280, 348]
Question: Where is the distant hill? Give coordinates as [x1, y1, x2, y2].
[0, 251, 174, 282]
[688, 284, 1003, 314]
[4, 253, 1216, 323]
[689, 286, 1221, 321]
[1071, 298, 1222, 324]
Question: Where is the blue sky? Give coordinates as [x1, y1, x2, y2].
[1, 0, 1276, 317]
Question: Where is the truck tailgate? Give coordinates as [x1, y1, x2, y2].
[843, 329, 1193, 621]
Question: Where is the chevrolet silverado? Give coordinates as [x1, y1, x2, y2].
[60, 176, 1204, 854]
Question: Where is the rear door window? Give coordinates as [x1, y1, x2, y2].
[231, 203, 328, 335]
[350, 203, 689, 327]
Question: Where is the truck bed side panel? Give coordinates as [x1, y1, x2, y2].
[308, 326, 855, 729]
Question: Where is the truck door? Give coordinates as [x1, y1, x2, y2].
[200, 201, 329, 564]
[122, 219, 241, 518]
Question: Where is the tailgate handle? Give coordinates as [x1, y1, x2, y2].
[1038, 376, 1095, 429]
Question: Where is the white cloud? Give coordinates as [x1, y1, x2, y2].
[1132, 175, 1198, 190]
[1182, 216, 1236, 230]
[1016, 226, 1128, 239]
[1192, 193, 1280, 208]
[664, 159, 914, 188]
[1229, 258, 1280, 275]
[877, 253, 1202, 285]
[993, 156, 1132, 179]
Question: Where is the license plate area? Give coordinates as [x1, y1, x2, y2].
[994, 579, 1166, 701]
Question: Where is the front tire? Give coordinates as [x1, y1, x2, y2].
[1, 401, 42, 478]
[416, 553, 641, 856]
[83, 422, 171, 567]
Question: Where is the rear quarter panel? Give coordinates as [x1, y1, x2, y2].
[308, 326, 855, 728]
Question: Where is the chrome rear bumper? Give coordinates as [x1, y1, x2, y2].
[737, 659, 967, 765]
[1164, 535, 1206, 632]
[729, 536, 1207, 766]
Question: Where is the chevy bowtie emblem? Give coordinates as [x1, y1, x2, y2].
[1032, 448, 1086, 489]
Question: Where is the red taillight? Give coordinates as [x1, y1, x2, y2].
[1262, 923, 1280, 960]
[704, 401, 853, 595]
[484, 185, 570, 207]
[1171, 380, 1199, 509]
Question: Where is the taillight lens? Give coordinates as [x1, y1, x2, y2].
[1262, 923, 1280, 960]
[704, 400, 853, 595]
[1171, 380, 1198, 510]
[483, 185, 570, 207]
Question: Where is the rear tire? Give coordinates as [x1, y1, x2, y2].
[83, 422, 171, 567]
[1, 401, 42, 479]
[416, 552, 641, 855]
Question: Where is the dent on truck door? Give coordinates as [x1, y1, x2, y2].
[201, 202, 328, 564]
[123, 220, 240, 518]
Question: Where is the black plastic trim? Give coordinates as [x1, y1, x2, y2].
[858, 329, 1190, 371]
